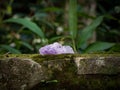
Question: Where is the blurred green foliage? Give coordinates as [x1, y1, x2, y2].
[0, 0, 120, 54]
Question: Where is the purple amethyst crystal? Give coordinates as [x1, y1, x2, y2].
[39, 42, 74, 55]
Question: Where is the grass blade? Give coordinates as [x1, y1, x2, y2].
[77, 16, 104, 48]
[69, 0, 77, 39]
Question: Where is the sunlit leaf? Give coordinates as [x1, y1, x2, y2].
[77, 16, 104, 49]
[0, 45, 21, 54]
[4, 18, 45, 38]
[84, 42, 115, 53]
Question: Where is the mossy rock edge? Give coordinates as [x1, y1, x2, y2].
[0, 54, 120, 90]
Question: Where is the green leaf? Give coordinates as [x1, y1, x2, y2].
[4, 18, 45, 38]
[77, 16, 104, 48]
[69, 0, 77, 39]
[0, 45, 21, 54]
[84, 42, 115, 53]
[19, 41, 34, 51]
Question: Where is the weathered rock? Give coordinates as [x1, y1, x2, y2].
[75, 56, 120, 74]
[0, 57, 49, 90]
[0, 54, 120, 90]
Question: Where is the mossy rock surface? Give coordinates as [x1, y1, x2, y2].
[0, 54, 120, 90]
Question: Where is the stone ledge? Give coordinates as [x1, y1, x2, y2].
[0, 54, 120, 90]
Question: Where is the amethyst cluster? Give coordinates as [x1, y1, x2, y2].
[39, 42, 74, 55]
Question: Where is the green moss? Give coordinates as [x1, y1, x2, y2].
[0, 54, 37, 59]
[1, 54, 120, 90]
[30, 54, 120, 90]
[74, 53, 120, 58]
[0, 54, 120, 59]
[0, 54, 74, 64]
[0, 53, 120, 64]
[32, 54, 74, 63]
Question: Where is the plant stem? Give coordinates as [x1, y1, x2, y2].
[72, 38, 77, 53]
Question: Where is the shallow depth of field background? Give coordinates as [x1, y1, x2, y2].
[0, 0, 120, 54]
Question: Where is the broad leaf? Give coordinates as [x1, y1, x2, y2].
[84, 42, 115, 53]
[4, 18, 45, 38]
[77, 16, 104, 49]
[0, 45, 21, 54]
